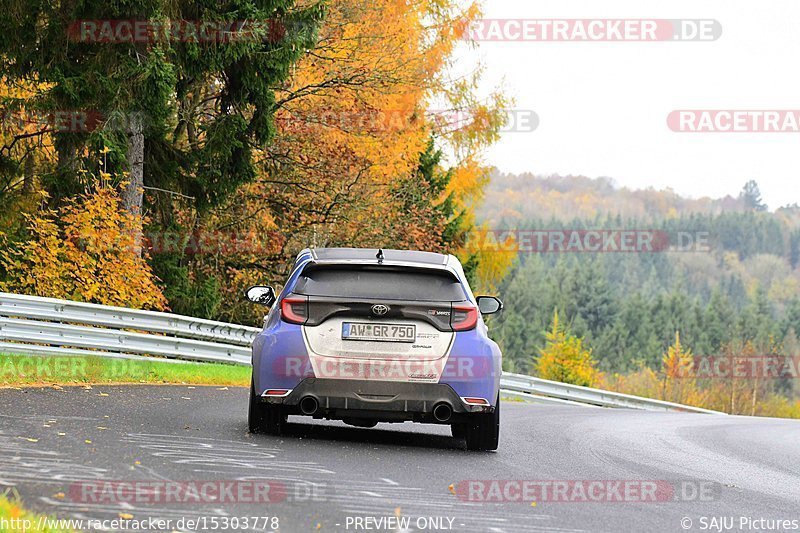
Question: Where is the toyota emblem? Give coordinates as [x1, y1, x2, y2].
[371, 304, 390, 316]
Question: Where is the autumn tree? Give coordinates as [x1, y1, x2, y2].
[0, 0, 323, 237]
[660, 331, 700, 404]
[156, 0, 508, 322]
[536, 309, 600, 387]
[0, 77, 53, 200]
[0, 177, 166, 310]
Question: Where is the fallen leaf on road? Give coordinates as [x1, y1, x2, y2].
[96, 426, 108, 430]
[84, 439, 92, 444]
[19, 437, 38, 443]
[53, 493, 65, 500]
[448, 484, 455, 494]
[97, 393, 109, 397]
[119, 513, 134, 519]
[57, 432, 66, 436]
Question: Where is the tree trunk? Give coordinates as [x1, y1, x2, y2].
[124, 112, 145, 256]
[56, 138, 78, 174]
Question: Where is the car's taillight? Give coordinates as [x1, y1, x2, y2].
[281, 297, 308, 324]
[264, 389, 292, 397]
[462, 397, 490, 406]
[451, 305, 478, 331]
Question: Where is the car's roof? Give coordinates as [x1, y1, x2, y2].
[302, 247, 452, 266]
[289, 248, 473, 300]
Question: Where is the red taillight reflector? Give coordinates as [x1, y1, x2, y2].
[463, 397, 490, 405]
[281, 297, 307, 324]
[264, 389, 290, 396]
[451, 305, 478, 331]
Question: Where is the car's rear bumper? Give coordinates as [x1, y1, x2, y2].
[257, 378, 494, 423]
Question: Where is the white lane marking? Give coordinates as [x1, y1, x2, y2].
[381, 477, 399, 485]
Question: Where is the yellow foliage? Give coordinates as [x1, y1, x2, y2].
[0, 492, 74, 532]
[603, 338, 800, 418]
[0, 183, 167, 310]
[659, 331, 707, 406]
[0, 76, 55, 171]
[535, 310, 601, 387]
[601, 367, 661, 400]
[461, 225, 516, 294]
[754, 395, 800, 418]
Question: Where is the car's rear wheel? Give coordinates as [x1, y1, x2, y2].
[248, 379, 286, 435]
[464, 395, 500, 451]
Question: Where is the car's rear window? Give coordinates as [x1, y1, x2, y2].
[293, 266, 466, 301]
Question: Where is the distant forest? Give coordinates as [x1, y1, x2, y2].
[480, 173, 800, 389]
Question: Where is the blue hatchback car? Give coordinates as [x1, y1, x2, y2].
[245, 248, 503, 450]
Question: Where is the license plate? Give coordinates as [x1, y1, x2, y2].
[342, 322, 416, 343]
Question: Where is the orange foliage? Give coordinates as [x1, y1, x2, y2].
[195, 0, 509, 322]
[602, 338, 800, 418]
[0, 182, 167, 310]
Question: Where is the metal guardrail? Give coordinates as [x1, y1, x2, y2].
[0, 292, 723, 414]
[0, 292, 260, 345]
[0, 292, 256, 365]
[500, 372, 725, 414]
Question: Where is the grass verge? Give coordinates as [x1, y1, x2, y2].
[0, 354, 250, 388]
[0, 492, 74, 532]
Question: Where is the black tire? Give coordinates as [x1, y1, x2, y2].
[464, 395, 500, 451]
[248, 379, 286, 435]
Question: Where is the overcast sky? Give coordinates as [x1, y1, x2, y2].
[456, 0, 800, 210]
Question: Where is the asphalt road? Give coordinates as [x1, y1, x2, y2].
[0, 385, 798, 533]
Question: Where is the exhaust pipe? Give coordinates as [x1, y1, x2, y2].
[432, 402, 453, 422]
[299, 396, 319, 415]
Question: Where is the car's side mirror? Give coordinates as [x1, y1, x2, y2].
[245, 286, 276, 307]
[476, 296, 503, 315]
